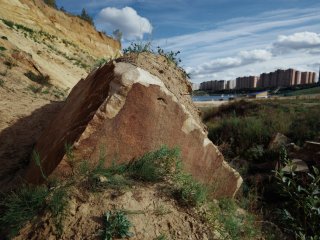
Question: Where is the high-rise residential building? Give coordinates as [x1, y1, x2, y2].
[295, 71, 301, 85]
[199, 68, 316, 91]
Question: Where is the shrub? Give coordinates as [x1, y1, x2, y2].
[102, 211, 133, 240]
[173, 169, 207, 207]
[274, 147, 320, 239]
[1, 36, 8, 40]
[24, 71, 51, 86]
[0, 185, 49, 237]
[0, 46, 6, 51]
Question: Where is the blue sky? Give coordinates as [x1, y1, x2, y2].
[56, 0, 320, 83]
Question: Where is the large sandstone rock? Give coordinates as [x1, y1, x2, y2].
[24, 53, 242, 198]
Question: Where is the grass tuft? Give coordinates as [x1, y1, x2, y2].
[0, 185, 49, 237]
[102, 211, 133, 240]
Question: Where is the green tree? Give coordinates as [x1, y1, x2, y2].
[113, 29, 122, 42]
[44, 0, 57, 9]
[79, 8, 94, 26]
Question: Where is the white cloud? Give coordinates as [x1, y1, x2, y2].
[152, 6, 320, 83]
[238, 49, 272, 62]
[273, 31, 320, 51]
[96, 7, 153, 40]
[190, 49, 272, 76]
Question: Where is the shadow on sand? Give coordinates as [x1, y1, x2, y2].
[0, 101, 63, 191]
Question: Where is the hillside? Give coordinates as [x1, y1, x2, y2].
[0, 0, 120, 188]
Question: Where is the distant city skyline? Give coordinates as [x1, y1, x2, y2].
[57, 0, 320, 83]
[199, 68, 318, 91]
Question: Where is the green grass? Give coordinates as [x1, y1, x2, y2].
[47, 187, 68, 236]
[0, 185, 49, 237]
[173, 170, 207, 207]
[286, 86, 320, 96]
[102, 211, 133, 240]
[206, 198, 259, 240]
[206, 99, 320, 159]
[126, 146, 180, 182]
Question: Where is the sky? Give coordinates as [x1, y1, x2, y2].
[56, 0, 320, 84]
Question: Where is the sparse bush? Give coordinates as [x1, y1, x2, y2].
[102, 211, 133, 240]
[0, 46, 6, 51]
[1, 36, 8, 40]
[123, 42, 152, 54]
[0, 79, 4, 87]
[25, 71, 51, 86]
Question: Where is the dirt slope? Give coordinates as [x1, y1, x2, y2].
[0, 0, 120, 187]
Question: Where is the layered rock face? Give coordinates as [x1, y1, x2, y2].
[24, 53, 242, 197]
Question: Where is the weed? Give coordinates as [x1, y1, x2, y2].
[0, 185, 49, 237]
[24, 71, 51, 86]
[102, 211, 133, 240]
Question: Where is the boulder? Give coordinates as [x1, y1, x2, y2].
[24, 53, 242, 198]
[268, 133, 290, 150]
[281, 159, 309, 173]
